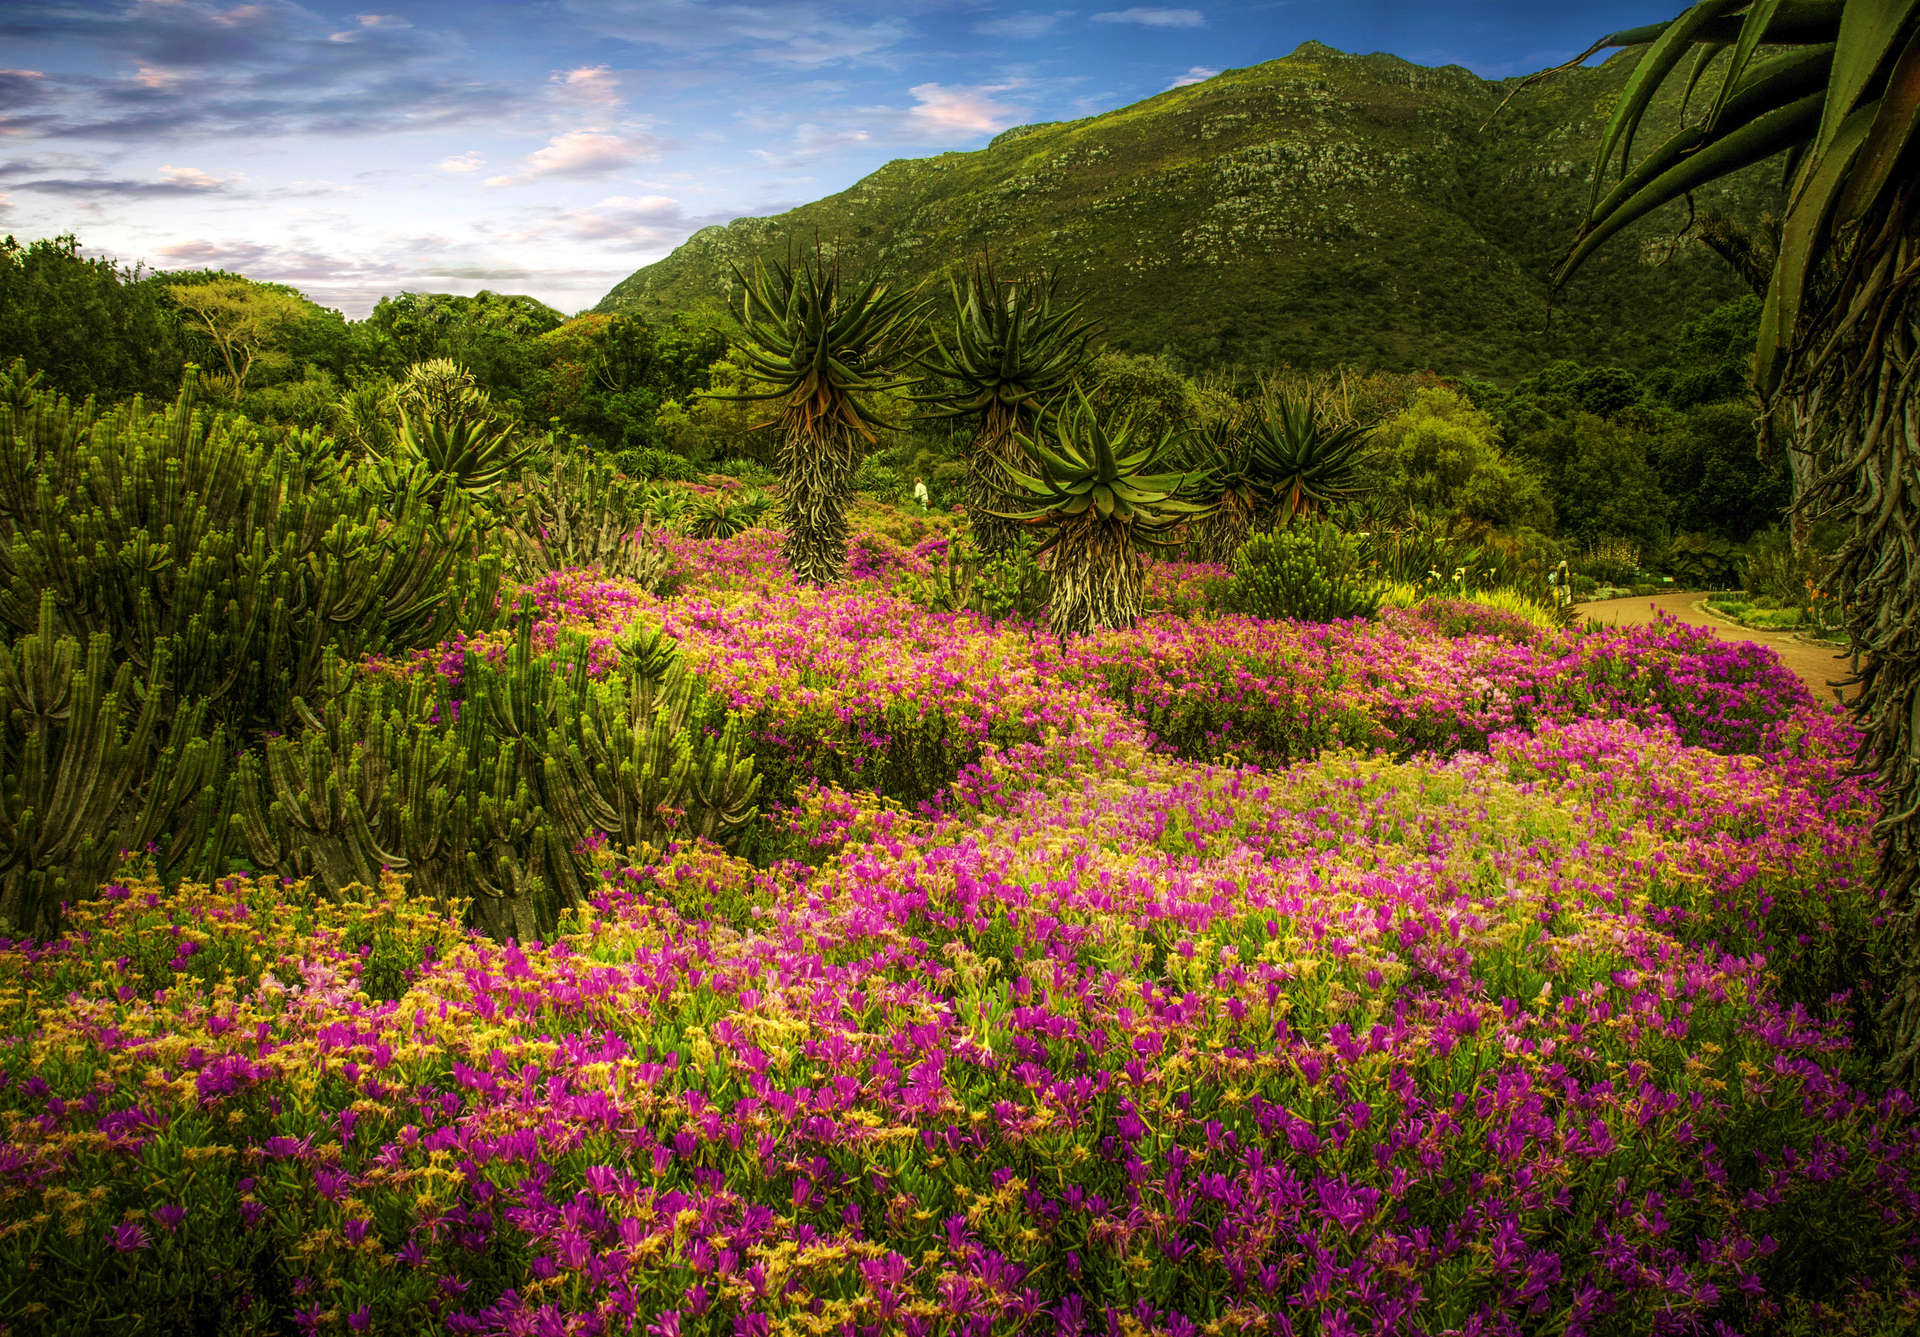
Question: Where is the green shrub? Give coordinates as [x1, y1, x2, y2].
[1227, 523, 1383, 623]
[852, 454, 903, 497]
[898, 532, 1049, 622]
[1572, 535, 1640, 585]
[1665, 531, 1745, 589]
[614, 446, 701, 482]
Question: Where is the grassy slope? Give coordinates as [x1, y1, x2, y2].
[599, 43, 1775, 380]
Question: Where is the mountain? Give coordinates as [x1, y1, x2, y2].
[597, 42, 1782, 380]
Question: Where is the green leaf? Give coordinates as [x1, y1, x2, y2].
[1812, 0, 1920, 159]
[1755, 100, 1877, 394]
[1833, 22, 1920, 223]
[1558, 91, 1823, 284]
[1706, 0, 1789, 129]
[1591, 0, 1746, 206]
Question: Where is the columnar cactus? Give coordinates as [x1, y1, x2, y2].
[0, 593, 230, 936]
[499, 445, 672, 589]
[0, 362, 502, 739]
[235, 616, 760, 940]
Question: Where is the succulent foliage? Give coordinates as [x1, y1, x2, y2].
[726, 249, 921, 585]
[1228, 523, 1386, 624]
[0, 593, 233, 937]
[918, 256, 1097, 555]
[0, 361, 500, 740]
[996, 388, 1212, 635]
[1549, 0, 1920, 1082]
[236, 616, 760, 941]
[499, 445, 674, 591]
[1244, 392, 1372, 527]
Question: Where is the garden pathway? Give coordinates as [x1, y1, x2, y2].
[1574, 590, 1857, 704]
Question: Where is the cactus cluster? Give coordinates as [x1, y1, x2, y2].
[0, 361, 500, 738]
[235, 615, 760, 940]
[0, 359, 501, 935]
[499, 444, 675, 590]
[0, 594, 234, 936]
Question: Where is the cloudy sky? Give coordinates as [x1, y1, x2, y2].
[0, 1, 1675, 318]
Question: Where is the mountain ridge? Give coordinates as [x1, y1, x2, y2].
[598, 43, 1774, 379]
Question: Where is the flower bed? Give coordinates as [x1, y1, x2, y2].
[4, 519, 1909, 1335]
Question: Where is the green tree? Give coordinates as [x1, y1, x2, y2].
[1364, 387, 1553, 531]
[996, 388, 1211, 636]
[0, 234, 186, 401]
[917, 255, 1097, 555]
[539, 311, 727, 453]
[726, 249, 921, 586]
[1655, 400, 1793, 541]
[164, 276, 309, 396]
[1550, 0, 1920, 1083]
[1519, 411, 1672, 550]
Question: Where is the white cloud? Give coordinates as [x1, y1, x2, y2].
[487, 127, 656, 186]
[1092, 7, 1203, 27]
[564, 1, 907, 67]
[1169, 65, 1218, 87]
[439, 150, 485, 173]
[907, 82, 1025, 138]
[747, 121, 871, 163]
[554, 65, 623, 110]
[556, 192, 686, 240]
[975, 11, 1074, 38]
[329, 12, 413, 42]
[156, 164, 231, 190]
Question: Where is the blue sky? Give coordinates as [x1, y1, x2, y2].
[0, 1, 1680, 317]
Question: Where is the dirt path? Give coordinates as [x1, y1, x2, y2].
[1574, 590, 1856, 704]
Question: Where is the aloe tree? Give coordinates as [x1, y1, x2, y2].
[726, 249, 920, 585]
[917, 255, 1097, 555]
[996, 389, 1212, 636]
[1178, 412, 1260, 561]
[1246, 391, 1372, 529]
[386, 358, 533, 504]
[1544, 1, 1920, 1083]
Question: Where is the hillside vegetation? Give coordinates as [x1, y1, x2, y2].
[600, 43, 1775, 377]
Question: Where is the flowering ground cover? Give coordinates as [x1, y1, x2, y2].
[1, 517, 1913, 1336]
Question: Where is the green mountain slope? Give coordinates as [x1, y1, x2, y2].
[598, 42, 1780, 379]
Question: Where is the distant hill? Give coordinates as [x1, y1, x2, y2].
[597, 42, 1778, 380]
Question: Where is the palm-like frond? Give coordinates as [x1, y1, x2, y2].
[988, 388, 1214, 636]
[395, 413, 532, 498]
[916, 253, 1099, 556]
[1548, 0, 1919, 397]
[724, 247, 922, 440]
[715, 244, 924, 585]
[993, 388, 1213, 547]
[1244, 393, 1371, 525]
[1541, 0, 1920, 1084]
[916, 255, 1098, 422]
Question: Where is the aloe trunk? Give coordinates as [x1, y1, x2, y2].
[1046, 517, 1146, 637]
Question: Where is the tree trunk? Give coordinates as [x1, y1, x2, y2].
[1046, 516, 1143, 638]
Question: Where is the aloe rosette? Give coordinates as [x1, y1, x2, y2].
[994, 388, 1215, 636]
[723, 248, 921, 586]
[917, 255, 1098, 556]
